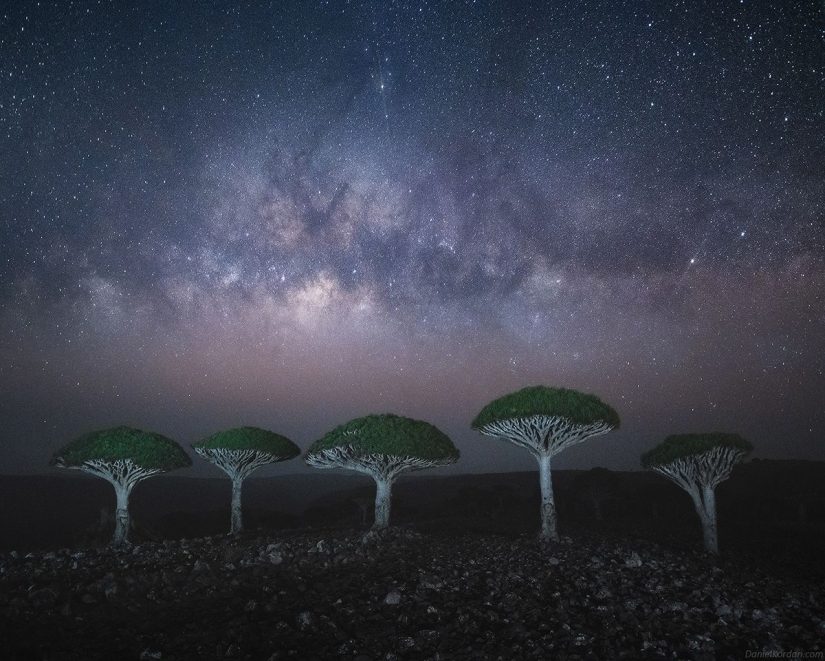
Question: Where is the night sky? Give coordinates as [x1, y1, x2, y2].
[1, 0, 823, 476]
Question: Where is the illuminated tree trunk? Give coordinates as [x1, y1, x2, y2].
[700, 485, 718, 554]
[537, 453, 558, 541]
[112, 481, 133, 547]
[231, 475, 243, 534]
[374, 475, 393, 529]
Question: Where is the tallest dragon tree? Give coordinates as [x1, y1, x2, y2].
[472, 386, 620, 541]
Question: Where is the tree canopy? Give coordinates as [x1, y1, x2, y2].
[472, 386, 621, 430]
[306, 414, 459, 462]
[50, 426, 192, 471]
[192, 426, 300, 458]
[641, 432, 753, 468]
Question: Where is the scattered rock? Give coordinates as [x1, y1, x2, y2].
[296, 610, 319, 631]
[625, 552, 643, 568]
[28, 586, 58, 608]
[0, 528, 822, 660]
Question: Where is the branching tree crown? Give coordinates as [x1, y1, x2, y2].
[472, 386, 621, 432]
[50, 426, 192, 471]
[641, 433, 753, 469]
[193, 426, 300, 458]
[307, 414, 460, 463]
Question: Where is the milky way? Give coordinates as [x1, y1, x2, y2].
[1, 0, 823, 474]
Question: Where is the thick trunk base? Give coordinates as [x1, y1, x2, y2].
[112, 483, 133, 548]
[373, 477, 393, 529]
[538, 454, 559, 541]
[231, 477, 243, 534]
[700, 486, 719, 554]
[690, 486, 719, 555]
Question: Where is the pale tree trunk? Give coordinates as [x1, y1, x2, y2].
[112, 481, 133, 547]
[688, 485, 719, 554]
[231, 475, 243, 534]
[373, 475, 393, 529]
[538, 453, 558, 541]
[700, 485, 719, 554]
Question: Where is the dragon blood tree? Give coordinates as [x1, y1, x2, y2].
[192, 427, 300, 534]
[642, 432, 752, 554]
[472, 386, 620, 541]
[50, 426, 192, 547]
[305, 414, 459, 529]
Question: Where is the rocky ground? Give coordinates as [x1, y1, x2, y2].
[1, 526, 824, 661]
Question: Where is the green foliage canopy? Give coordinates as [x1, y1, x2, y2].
[192, 426, 300, 458]
[641, 433, 753, 468]
[306, 414, 459, 462]
[50, 426, 192, 471]
[472, 386, 620, 430]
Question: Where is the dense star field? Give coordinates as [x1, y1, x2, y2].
[0, 0, 823, 473]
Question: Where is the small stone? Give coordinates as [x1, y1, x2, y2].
[625, 552, 642, 568]
[267, 551, 283, 565]
[139, 648, 162, 660]
[28, 587, 58, 608]
[500, 592, 520, 611]
[296, 611, 318, 631]
[397, 637, 416, 650]
[594, 587, 612, 601]
[417, 629, 440, 645]
[662, 600, 687, 613]
[384, 590, 402, 605]
[547, 557, 560, 566]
